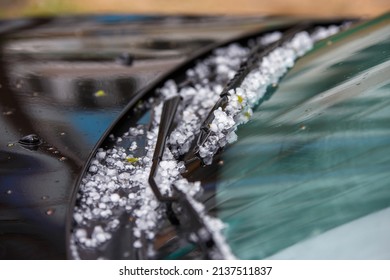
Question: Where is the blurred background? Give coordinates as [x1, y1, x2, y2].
[0, 0, 389, 19]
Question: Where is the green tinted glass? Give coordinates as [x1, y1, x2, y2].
[216, 14, 390, 259]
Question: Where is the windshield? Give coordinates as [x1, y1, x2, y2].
[214, 15, 390, 259]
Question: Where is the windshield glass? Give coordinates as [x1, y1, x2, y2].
[214, 15, 390, 259]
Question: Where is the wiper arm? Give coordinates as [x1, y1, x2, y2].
[148, 96, 228, 259]
[148, 96, 181, 202]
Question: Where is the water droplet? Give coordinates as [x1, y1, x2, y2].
[6, 190, 12, 195]
[19, 134, 41, 146]
[45, 209, 55, 216]
[48, 147, 54, 151]
[7, 143, 14, 147]
[300, 125, 307, 130]
[41, 195, 49, 200]
[53, 150, 59, 154]
[218, 160, 224, 166]
[59, 157, 67, 161]
[60, 132, 66, 136]
[116, 52, 134, 66]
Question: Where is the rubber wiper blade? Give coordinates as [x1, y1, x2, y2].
[184, 23, 311, 165]
[148, 96, 181, 202]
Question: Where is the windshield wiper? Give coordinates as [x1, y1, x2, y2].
[148, 96, 181, 202]
[183, 23, 310, 166]
[148, 96, 228, 259]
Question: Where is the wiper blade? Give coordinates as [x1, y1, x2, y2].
[184, 23, 311, 166]
[148, 96, 181, 202]
[148, 96, 229, 259]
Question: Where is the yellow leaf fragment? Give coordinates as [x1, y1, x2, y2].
[126, 157, 139, 163]
[94, 90, 106, 97]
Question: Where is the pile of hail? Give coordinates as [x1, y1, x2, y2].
[71, 25, 342, 259]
